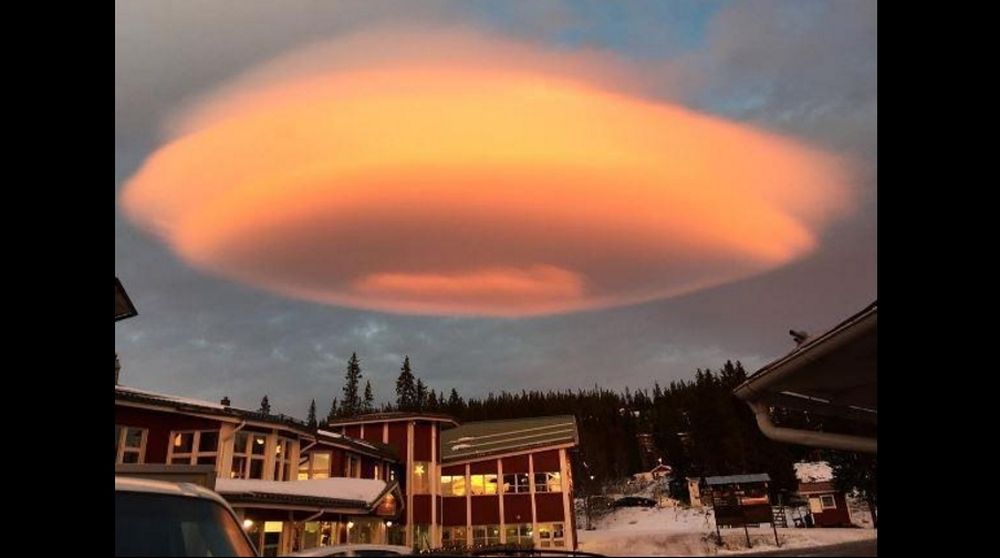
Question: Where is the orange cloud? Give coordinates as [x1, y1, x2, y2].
[121, 28, 855, 317]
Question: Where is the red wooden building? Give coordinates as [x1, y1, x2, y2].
[794, 461, 852, 527]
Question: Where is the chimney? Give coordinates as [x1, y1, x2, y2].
[221, 396, 231, 407]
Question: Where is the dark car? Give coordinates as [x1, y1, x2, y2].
[613, 496, 657, 508]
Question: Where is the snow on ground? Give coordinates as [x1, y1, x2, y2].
[576, 504, 876, 556]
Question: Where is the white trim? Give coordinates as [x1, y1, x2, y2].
[497, 458, 505, 543]
[431, 422, 438, 546]
[528, 453, 538, 545]
[115, 425, 148, 464]
[465, 463, 472, 539]
[442, 443, 576, 466]
[820, 494, 837, 509]
[406, 421, 414, 548]
[559, 448, 574, 549]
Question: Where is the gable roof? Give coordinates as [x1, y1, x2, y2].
[441, 415, 578, 462]
[704, 473, 771, 486]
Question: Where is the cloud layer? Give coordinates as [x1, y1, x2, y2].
[121, 28, 854, 317]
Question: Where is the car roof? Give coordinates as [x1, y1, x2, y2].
[285, 543, 412, 556]
[114, 476, 231, 508]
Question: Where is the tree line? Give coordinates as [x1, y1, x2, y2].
[255, 354, 875, 509]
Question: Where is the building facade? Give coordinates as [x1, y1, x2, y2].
[116, 385, 580, 554]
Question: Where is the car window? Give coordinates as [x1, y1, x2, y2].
[115, 491, 255, 557]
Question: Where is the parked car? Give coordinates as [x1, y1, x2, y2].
[612, 496, 657, 508]
[284, 543, 413, 557]
[115, 475, 257, 557]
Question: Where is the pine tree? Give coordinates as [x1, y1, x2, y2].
[395, 356, 417, 411]
[326, 398, 339, 422]
[447, 388, 463, 415]
[427, 389, 439, 411]
[259, 395, 271, 415]
[342, 353, 363, 417]
[363, 381, 375, 413]
[306, 399, 317, 428]
[416, 378, 427, 411]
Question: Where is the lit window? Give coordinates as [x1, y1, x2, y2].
[442, 526, 467, 549]
[168, 430, 219, 467]
[538, 523, 565, 548]
[441, 475, 466, 497]
[504, 524, 532, 545]
[534, 472, 562, 493]
[470, 474, 498, 495]
[299, 452, 332, 480]
[472, 525, 500, 547]
[115, 425, 147, 464]
[273, 438, 294, 480]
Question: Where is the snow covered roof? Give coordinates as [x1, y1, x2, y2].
[215, 478, 391, 508]
[325, 411, 459, 427]
[794, 461, 834, 483]
[116, 385, 229, 409]
[441, 415, 578, 462]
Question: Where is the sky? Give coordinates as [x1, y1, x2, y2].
[115, 0, 876, 417]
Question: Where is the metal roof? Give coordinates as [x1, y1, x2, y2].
[734, 301, 877, 423]
[704, 473, 771, 486]
[441, 415, 578, 462]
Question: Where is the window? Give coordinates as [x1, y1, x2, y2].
[231, 431, 268, 479]
[504, 524, 532, 545]
[441, 526, 467, 549]
[472, 525, 500, 547]
[169, 430, 219, 466]
[115, 425, 147, 464]
[537, 523, 565, 548]
[502, 473, 530, 493]
[411, 461, 430, 494]
[441, 474, 466, 497]
[820, 494, 837, 509]
[298, 452, 331, 480]
[273, 437, 294, 480]
[413, 524, 431, 552]
[533, 472, 562, 493]
[345, 455, 361, 478]
[470, 474, 498, 495]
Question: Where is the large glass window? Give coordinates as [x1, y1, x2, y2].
[345, 455, 361, 478]
[470, 474, 498, 496]
[504, 523, 532, 545]
[472, 525, 500, 547]
[169, 430, 219, 467]
[298, 452, 332, 480]
[115, 425, 147, 464]
[273, 437, 294, 481]
[231, 431, 268, 479]
[441, 526, 467, 549]
[411, 462, 430, 494]
[441, 475, 466, 497]
[413, 524, 432, 552]
[502, 473, 530, 493]
[538, 523, 565, 548]
[534, 472, 562, 493]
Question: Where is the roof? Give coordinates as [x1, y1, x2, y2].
[115, 277, 138, 321]
[794, 461, 834, 483]
[733, 301, 877, 423]
[116, 385, 397, 461]
[325, 412, 459, 427]
[704, 473, 771, 486]
[215, 478, 390, 508]
[440, 415, 578, 462]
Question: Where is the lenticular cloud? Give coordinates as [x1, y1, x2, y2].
[121, 28, 854, 317]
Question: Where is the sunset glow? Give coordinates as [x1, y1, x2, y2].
[121, 31, 854, 317]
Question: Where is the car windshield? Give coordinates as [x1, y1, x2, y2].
[115, 491, 256, 557]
